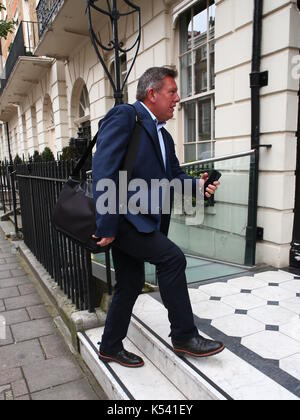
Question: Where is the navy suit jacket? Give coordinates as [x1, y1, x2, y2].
[92, 101, 198, 238]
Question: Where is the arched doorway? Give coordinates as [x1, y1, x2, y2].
[71, 79, 91, 142]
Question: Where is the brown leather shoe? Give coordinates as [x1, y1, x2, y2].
[172, 335, 225, 358]
[98, 349, 145, 368]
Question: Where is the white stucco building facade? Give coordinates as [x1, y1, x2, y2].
[0, 0, 299, 270]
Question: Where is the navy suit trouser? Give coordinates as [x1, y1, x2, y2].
[100, 218, 198, 354]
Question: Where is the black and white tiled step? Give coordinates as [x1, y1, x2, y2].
[78, 327, 187, 401]
[79, 270, 300, 401]
[128, 315, 228, 400]
[129, 293, 299, 400]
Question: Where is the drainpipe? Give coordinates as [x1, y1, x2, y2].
[245, 0, 270, 266]
[290, 79, 300, 268]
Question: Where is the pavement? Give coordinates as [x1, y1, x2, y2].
[0, 229, 107, 401]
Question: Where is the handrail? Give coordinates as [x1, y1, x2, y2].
[181, 150, 256, 168]
[86, 149, 256, 177]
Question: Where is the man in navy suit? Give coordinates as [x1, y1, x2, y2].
[93, 67, 225, 368]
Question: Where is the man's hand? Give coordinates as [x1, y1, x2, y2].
[200, 172, 221, 199]
[92, 236, 115, 247]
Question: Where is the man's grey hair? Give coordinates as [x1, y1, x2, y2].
[136, 67, 178, 102]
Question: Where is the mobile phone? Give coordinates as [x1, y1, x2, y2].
[204, 170, 222, 200]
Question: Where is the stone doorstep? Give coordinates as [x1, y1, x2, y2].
[0, 390, 14, 401]
[78, 330, 189, 401]
[0, 221, 15, 239]
[130, 294, 300, 401]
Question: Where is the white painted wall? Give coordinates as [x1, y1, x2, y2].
[214, 0, 299, 267]
[0, 0, 299, 268]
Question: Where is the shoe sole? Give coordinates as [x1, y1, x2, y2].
[98, 352, 145, 368]
[173, 344, 225, 358]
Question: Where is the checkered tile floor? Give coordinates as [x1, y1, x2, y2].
[189, 270, 300, 384]
[139, 269, 300, 399]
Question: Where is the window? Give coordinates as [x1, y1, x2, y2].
[120, 54, 128, 103]
[14, 10, 18, 24]
[78, 85, 91, 141]
[79, 85, 90, 119]
[179, 0, 215, 162]
[2, 0, 7, 20]
[111, 54, 128, 103]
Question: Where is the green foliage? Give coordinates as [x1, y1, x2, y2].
[32, 150, 42, 163]
[0, 3, 16, 39]
[41, 147, 55, 162]
[188, 168, 204, 178]
[13, 154, 22, 166]
[187, 167, 214, 207]
[60, 145, 80, 162]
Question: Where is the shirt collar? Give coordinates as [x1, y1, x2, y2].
[139, 102, 166, 130]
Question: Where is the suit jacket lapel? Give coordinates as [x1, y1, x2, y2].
[134, 102, 166, 173]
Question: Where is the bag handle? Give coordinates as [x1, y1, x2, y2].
[72, 105, 142, 178]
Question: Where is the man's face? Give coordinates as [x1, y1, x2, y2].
[147, 76, 181, 122]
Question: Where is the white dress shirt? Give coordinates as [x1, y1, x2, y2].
[140, 102, 167, 170]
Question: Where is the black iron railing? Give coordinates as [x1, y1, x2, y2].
[0, 21, 39, 96]
[36, 0, 64, 38]
[0, 161, 14, 214]
[0, 148, 258, 309]
[15, 159, 102, 312]
[0, 161, 20, 235]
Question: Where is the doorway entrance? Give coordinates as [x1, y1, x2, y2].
[290, 86, 300, 269]
[81, 120, 91, 143]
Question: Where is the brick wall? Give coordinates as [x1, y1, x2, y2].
[0, 0, 37, 62]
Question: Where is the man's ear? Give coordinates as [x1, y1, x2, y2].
[147, 88, 157, 104]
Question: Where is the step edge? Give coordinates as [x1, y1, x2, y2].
[130, 315, 230, 401]
[78, 331, 187, 401]
[78, 332, 131, 401]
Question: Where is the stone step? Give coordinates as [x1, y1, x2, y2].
[8, 215, 22, 230]
[79, 288, 300, 401]
[128, 315, 226, 401]
[129, 294, 299, 401]
[0, 221, 16, 238]
[78, 327, 187, 401]
[1, 208, 20, 221]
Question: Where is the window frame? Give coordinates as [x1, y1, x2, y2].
[2, 0, 7, 21]
[179, 0, 216, 163]
[110, 54, 129, 104]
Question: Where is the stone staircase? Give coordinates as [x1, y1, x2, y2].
[78, 284, 300, 401]
[78, 321, 225, 400]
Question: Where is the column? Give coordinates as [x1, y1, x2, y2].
[51, 61, 69, 155]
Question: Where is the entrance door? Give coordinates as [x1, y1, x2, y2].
[82, 120, 91, 143]
[290, 89, 300, 268]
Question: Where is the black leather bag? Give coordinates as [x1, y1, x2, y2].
[52, 108, 142, 254]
